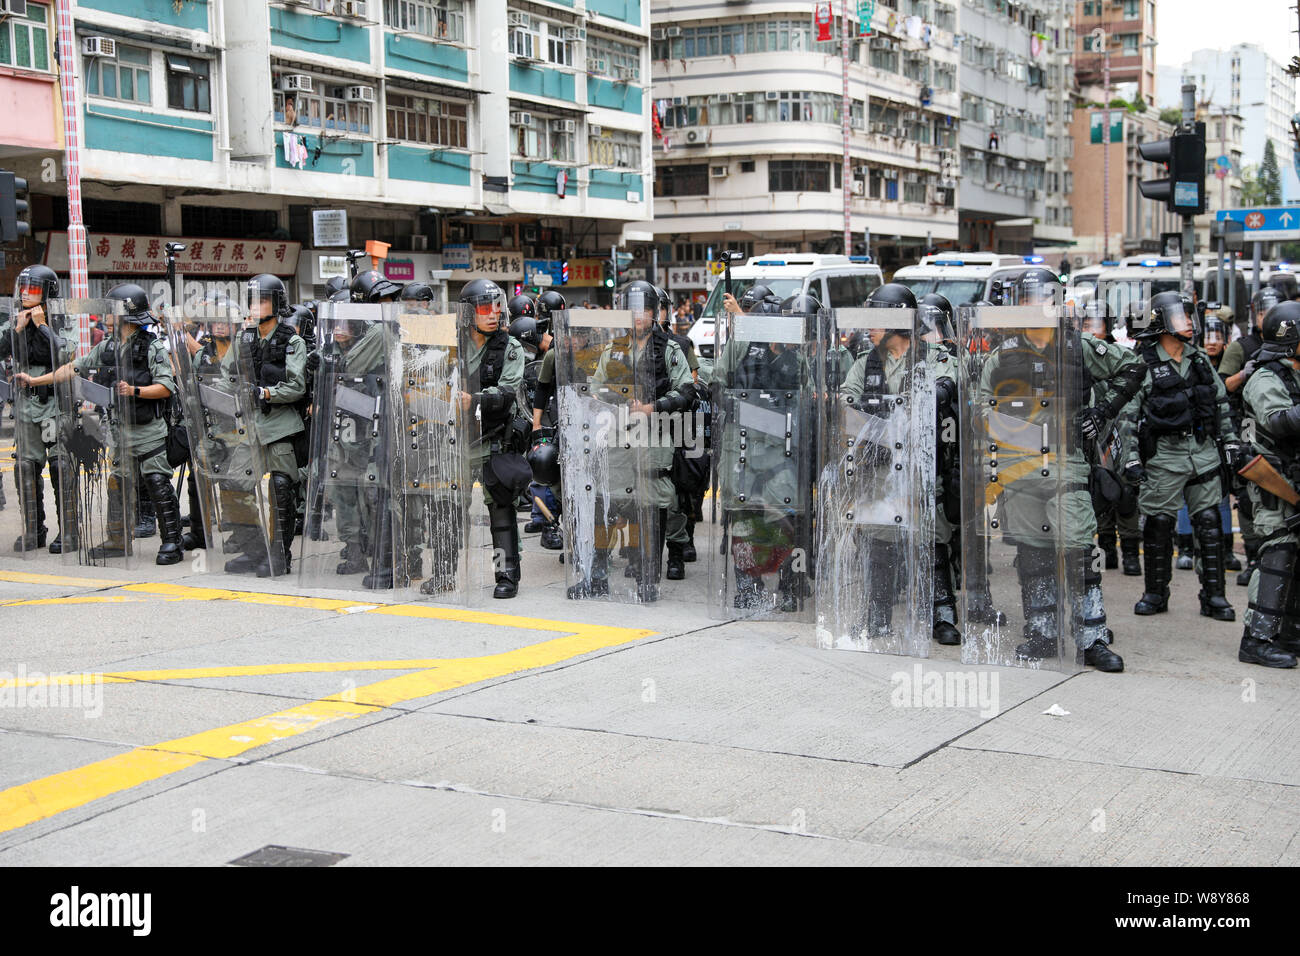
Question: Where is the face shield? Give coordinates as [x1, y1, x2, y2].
[1166, 300, 1196, 340]
[917, 304, 955, 344]
[619, 287, 655, 335]
[1203, 318, 1227, 349]
[16, 281, 44, 307]
[458, 287, 506, 334]
[1080, 302, 1110, 338]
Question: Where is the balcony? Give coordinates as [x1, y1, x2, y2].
[270, 6, 370, 65]
[79, 0, 209, 31]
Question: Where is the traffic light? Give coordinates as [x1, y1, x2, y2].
[0, 170, 30, 244]
[603, 260, 615, 288]
[1138, 125, 1206, 216]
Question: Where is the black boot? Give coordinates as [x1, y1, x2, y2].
[1098, 531, 1118, 570]
[134, 481, 157, 539]
[1193, 507, 1235, 621]
[1015, 544, 1060, 660]
[362, 508, 399, 590]
[1245, 545, 1300, 659]
[12, 461, 46, 552]
[682, 518, 697, 563]
[88, 477, 130, 560]
[540, 524, 563, 551]
[181, 470, 208, 551]
[1120, 536, 1142, 576]
[1224, 531, 1242, 572]
[666, 542, 685, 580]
[1175, 532, 1194, 570]
[1135, 513, 1174, 615]
[932, 543, 962, 645]
[47, 458, 75, 554]
[144, 473, 184, 566]
[1237, 539, 1259, 587]
[258, 474, 297, 578]
[1084, 640, 1125, 671]
[568, 548, 610, 599]
[489, 503, 520, 599]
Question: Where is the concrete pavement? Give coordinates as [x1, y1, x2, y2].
[0, 529, 1295, 866]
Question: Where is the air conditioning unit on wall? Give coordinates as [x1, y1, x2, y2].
[345, 85, 375, 102]
[279, 74, 314, 93]
[81, 36, 116, 58]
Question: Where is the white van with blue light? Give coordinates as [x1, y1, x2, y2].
[685, 254, 883, 359]
[891, 252, 1046, 306]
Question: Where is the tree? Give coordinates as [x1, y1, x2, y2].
[1260, 140, 1283, 206]
[1240, 164, 1269, 206]
[1159, 107, 1182, 126]
[1132, 94, 1148, 113]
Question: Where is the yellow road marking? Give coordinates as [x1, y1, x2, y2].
[1, 596, 146, 607]
[0, 568, 656, 835]
[0, 570, 124, 588]
[0, 658, 464, 688]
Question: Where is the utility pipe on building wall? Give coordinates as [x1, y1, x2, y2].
[841, 0, 851, 255]
[55, 0, 89, 354]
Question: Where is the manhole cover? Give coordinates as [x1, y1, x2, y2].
[229, 845, 349, 867]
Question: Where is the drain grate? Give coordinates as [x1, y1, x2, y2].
[229, 845, 349, 867]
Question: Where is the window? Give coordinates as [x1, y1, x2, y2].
[547, 29, 574, 67]
[384, 0, 465, 42]
[508, 13, 538, 59]
[0, 2, 50, 72]
[769, 159, 830, 192]
[827, 273, 879, 308]
[739, 160, 755, 173]
[387, 92, 468, 148]
[589, 127, 639, 167]
[655, 164, 709, 197]
[85, 43, 151, 105]
[903, 180, 927, 203]
[934, 63, 956, 91]
[662, 91, 843, 128]
[276, 79, 372, 135]
[589, 34, 639, 79]
[166, 55, 210, 113]
[870, 42, 899, 73]
[1120, 33, 1138, 55]
[182, 206, 280, 239]
[1123, 0, 1139, 19]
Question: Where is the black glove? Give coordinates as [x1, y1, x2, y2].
[305, 350, 321, 373]
[1123, 458, 1145, 484]
[1077, 406, 1106, 443]
[934, 376, 957, 413]
[1240, 359, 1258, 380]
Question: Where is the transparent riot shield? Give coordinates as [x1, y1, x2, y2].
[51, 298, 142, 569]
[299, 301, 401, 590]
[957, 303, 1087, 671]
[387, 307, 482, 604]
[163, 301, 275, 576]
[554, 307, 662, 603]
[4, 297, 72, 558]
[816, 307, 935, 655]
[707, 306, 816, 621]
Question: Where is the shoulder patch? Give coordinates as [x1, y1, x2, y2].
[507, 348, 518, 361]
[1096, 343, 1106, 355]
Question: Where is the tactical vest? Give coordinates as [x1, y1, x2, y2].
[1255, 358, 1300, 473]
[1138, 343, 1220, 439]
[603, 327, 672, 402]
[243, 322, 309, 419]
[14, 322, 58, 401]
[473, 327, 515, 433]
[99, 330, 161, 425]
[987, 334, 1094, 409]
[730, 341, 801, 392]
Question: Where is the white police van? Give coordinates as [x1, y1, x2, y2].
[685, 254, 883, 359]
[891, 252, 1050, 306]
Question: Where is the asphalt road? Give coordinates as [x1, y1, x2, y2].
[0, 523, 1294, 867]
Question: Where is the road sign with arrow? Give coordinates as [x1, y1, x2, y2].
[1216, 206, 1300, 242]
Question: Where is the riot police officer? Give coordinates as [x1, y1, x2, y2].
[1, 265, 72, 552]
[529, 292, 564, 553]
[20, 283, 184, 566]
[236, 274, 308, 576]
[1129, 291, 1242, 621]
[351, 270, 403, 305]
[1238, 300, 1300, 667]
[1220, 287, 1282, 586]
[459, 279, 529, 599]
[400, 282, 435, 306]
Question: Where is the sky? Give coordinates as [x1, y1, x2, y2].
[1156, 0, 1298, 73]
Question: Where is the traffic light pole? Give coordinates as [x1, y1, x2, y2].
[1180, 83, 1197, 299]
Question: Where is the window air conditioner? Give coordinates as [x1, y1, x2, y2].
[765, 91, 779, 101]
[551, 119, 576, 133]
[510, 111, 533, 126]
[279, 74, 314, 93]
[682, 127, 706, 145]
[715, 93, 732, 102]
[652, 29, 665, 39]
[345, 85, 375, 103]
[615, 66, 638, 82]
[562, 26, 586, 41]
[508, 11, 527, 26]
[410, 235, 429, 251]
[335, 0, 365, 17]
[0, 0, 28, 13]
[81, 36, 117, 58]
[590, 124, 602, 136]
[666, 26, 681, 36]
[710, 165, 728, 178]
[587, 57, 607, 72]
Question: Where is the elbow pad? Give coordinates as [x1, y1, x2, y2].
[1269, 406, 1300, 438]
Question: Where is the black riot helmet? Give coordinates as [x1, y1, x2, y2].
[508, 293, 537, 320]
[324, 275, 349, 297]
[738, 284, 777, 312]
[867, 282, 917, 309]
[285, 304, 314, 334]
[617, 279, 659, 320]
[1269, 272, 1299, 302]
[509, 315, 540, 350]
[400, 282, 434, 304]
[15, 264, 59, 305]
[1250, 286, 1281, 328]
[917, 292, 955, 342]
[459, 279, 506, 330]
[1007, 267, 1063, 307]
[106, 282, 155, 327]
[1131, 290, 1196, 342]
[527, 438, 560, 487]
[780, 292, 822, 316]
[655, 286, 673, 325]
[329, 289, 351, 303]
[748, 298, 783, 315]
[351, 269, 402, 303]
[536, 289, 566, 320]
[1260, 300, 1300, 353]
[247, 273, 289, 319]
[459, 278, 505, 307]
